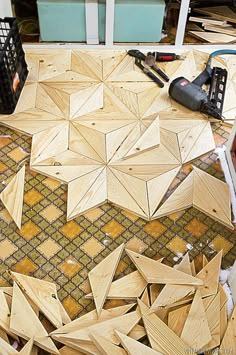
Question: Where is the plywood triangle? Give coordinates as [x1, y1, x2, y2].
[168, 304, 191, 337]
[39, 83, 70, 118]
[220, 305, 236, 352]
[88, 244, 124, 316]
[102, 52, 127, 80]
[70, 83, 103, 118]
[10, 283, 59, 354]
[106, 82, 139, 117]
[138, 300, 195, 355]
[181, 290, 211, 350]
[201, 292, 220, 351]
[0, 290, 18, 340]
[195, 6, 236, 23]
[196, 251, 222, 298]
[125, 117, 160, 159]
[38, 50, 71, 81]
[149, 253, 195, 311]
[67, 167, 106, 219]
[0, 337, 18, 354]
[60, 346, 85, 355]
[0, 328, 9, 343]
[36, 84, 66, 118]
[152, 171, 194, 219]
[0, 165, 25, 229]
[193, 167, 233, 229]
[125, 249, 202, 285]
[141, 287, 150, 307]
[76, 51, 103, 80]
[52, 310, 141, 346]
[115, 331, 161, 355]
[86, 270, 147, 300]
[9, 271, 62, 328]
[71, 50, 101, 81]
[160, 128, 181, 162]
[19, 338, 34, 355]
[90, 334, 126, 355]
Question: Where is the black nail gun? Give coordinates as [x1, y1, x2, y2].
[169, 50, 236, 120]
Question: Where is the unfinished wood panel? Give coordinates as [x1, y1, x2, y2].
[168, 304, 191, 337]
[141, 287, 150, 307]
[0, 165, 25, 229]
[181, 290, 211, 350]
[128, 325, 146, 341]
[19, 338, 34, 355]
[88, 244, 124, 316]
[90, 334, 126, 355]
[59, 346, 85, 355]
[228, 261, 236, 304]
[0, 337, 18, 354]
[0, 328, 9, 343]
[220, 306, 236, 352]
[9, 271, 62, 329]
[0, 289, 19, 340]
[189, 31, 236, 43]
[125, 249, 202, 285]
[115, 330, 162, 355]
[138, 300, 196, 355]
[10, 283, 59, 354]
[220, 303, 228, 342]
[195, 6, 236, 24]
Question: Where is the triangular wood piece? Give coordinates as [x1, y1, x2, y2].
[126, 249, 202, 285]
[168, 304, 191, 337]
[19, 338, 34, 355]
[86, 270, 147, 300]
[0, 165, 25, 229]
[70, 83, 103, 118]
[220, 305, 236, 352]
[141, 287, 150, 307]
[125, 117, 160, 159]
[152, 171, 194, 219]
[71, 50, 101, 81]
[10, 283, 59, 354]
[0, 337, 18, 354]
[9, 271, 62, 328]
[138, 299, 196, 355]
[149, 254, 195, 311]
[196, 251, 222, 298]
[90, 333, 126, 355]
[88, 244, 124, 316]
[195, 6, 236, 23]
[115, 330, 162, 355]
[59, 301, 71, 325]
[193, 167, 233, 229]
[0, 290, 19, 340]
[52, 310, 141, 347]
[128, 325, 146, 341]
[220, 303, 228, 342]
[181, 290, 211, 350]
[201, 292, 220, 351]
[0, 328, 9, 343]
[60, 346, 85, 355]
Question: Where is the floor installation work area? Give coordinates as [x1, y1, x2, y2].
[0, 49, 236, 354]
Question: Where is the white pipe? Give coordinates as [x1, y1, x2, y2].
[175, 0, 190, 47]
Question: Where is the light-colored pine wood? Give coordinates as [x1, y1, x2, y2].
[168, 304, 191, 337]
[19, 338, 34, 355]
[201, 292, 220, 351]
[0, 337, 18, 354]
[59, 302, 72, 325]
[52, 310, 141, 346]
[196, 251, 222, 298]
[88, 244, 124, 316]
[115, 330, 162, 355]
[90, 334, 126, 355]
[204, 25, 236, 36]
[60, 346, 85, 355]
[195, 6, 236, 24]
[0, 165, 25, 229]
[219, 284, 228, 309]
[181, 290, 211, 350]
[189, 16, 227, 26]
[9, 271, 62, 329]
[189, 31, 236, 43]
[138, 300, 196, 355]
[0, 328, 9, 343]
[150, 284, 162, 305]
[128, 325, 146, 341]
[86, 270, 147, 300]
[220, 305, 236, 352]
[10, 282, 59, 354]
[220, 303, 228, 341]
[125, 249, 202, 285]
[228, 261, 236, 304]
[0, 290, 19, 340]
[149, 254, 194, 311]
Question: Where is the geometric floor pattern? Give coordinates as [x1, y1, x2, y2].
[0, 49, 236, 319]
[1, 49, 235, 222]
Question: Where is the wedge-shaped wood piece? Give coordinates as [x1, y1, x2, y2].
[168, 304, 191, 337]
[115, 331, 162, 355]
[181, 290, 211, 350]
[88, 244, 124, 316]
[152, 171, 194, 219]
[141, 287, 150, 307]
[10, 283, 59, 354]
[19, 338, 34, 355]
[52, 310, 141, 346]
[0, 337, 18, 354]
[59, 301, 71, 325]
[149, 254, 195, 311]
[86, 270, 147, 300]
[196, 251, 222, 298]
[195, 6, 236, 23]
[220, 305, 236, 352]
[9, 271, 62, 328]
[0, 328, 9, 343]
[138, 300, 195, 355]
[228, 261, 236, 304]
[51, 304, 135, 335]
[0, 165, 25, 229]
[60, 346, 85, 355]
[0, 290, 18, 340]
[220, 303, 228, 341]
[128, 325, 146, 341]
[90, 334, 126, 355]
[201, 292, 220, 351]
[125, 249, 202, 285]
[125, 117, 160, 159]
[193, 167, 233, 229]
[59, 339, 99, 354]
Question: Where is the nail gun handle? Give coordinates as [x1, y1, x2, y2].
[192, 66, 213, 87]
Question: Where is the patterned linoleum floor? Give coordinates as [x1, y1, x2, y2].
[0, 123, 235, 319]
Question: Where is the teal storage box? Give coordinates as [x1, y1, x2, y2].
[37, 0, 165, 43]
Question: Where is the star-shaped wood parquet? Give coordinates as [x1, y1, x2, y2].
[1, 49, 234, 222]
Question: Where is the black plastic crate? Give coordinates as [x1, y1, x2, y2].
[0, 17, 28, 114]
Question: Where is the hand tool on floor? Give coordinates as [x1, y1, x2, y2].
[128, 49, 169, 84]
[147, 51, 186, 62]
[169, 49, 236, 120]
[134, 58, 164, 88]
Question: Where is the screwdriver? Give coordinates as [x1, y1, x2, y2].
[147, 52, 186, 62]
